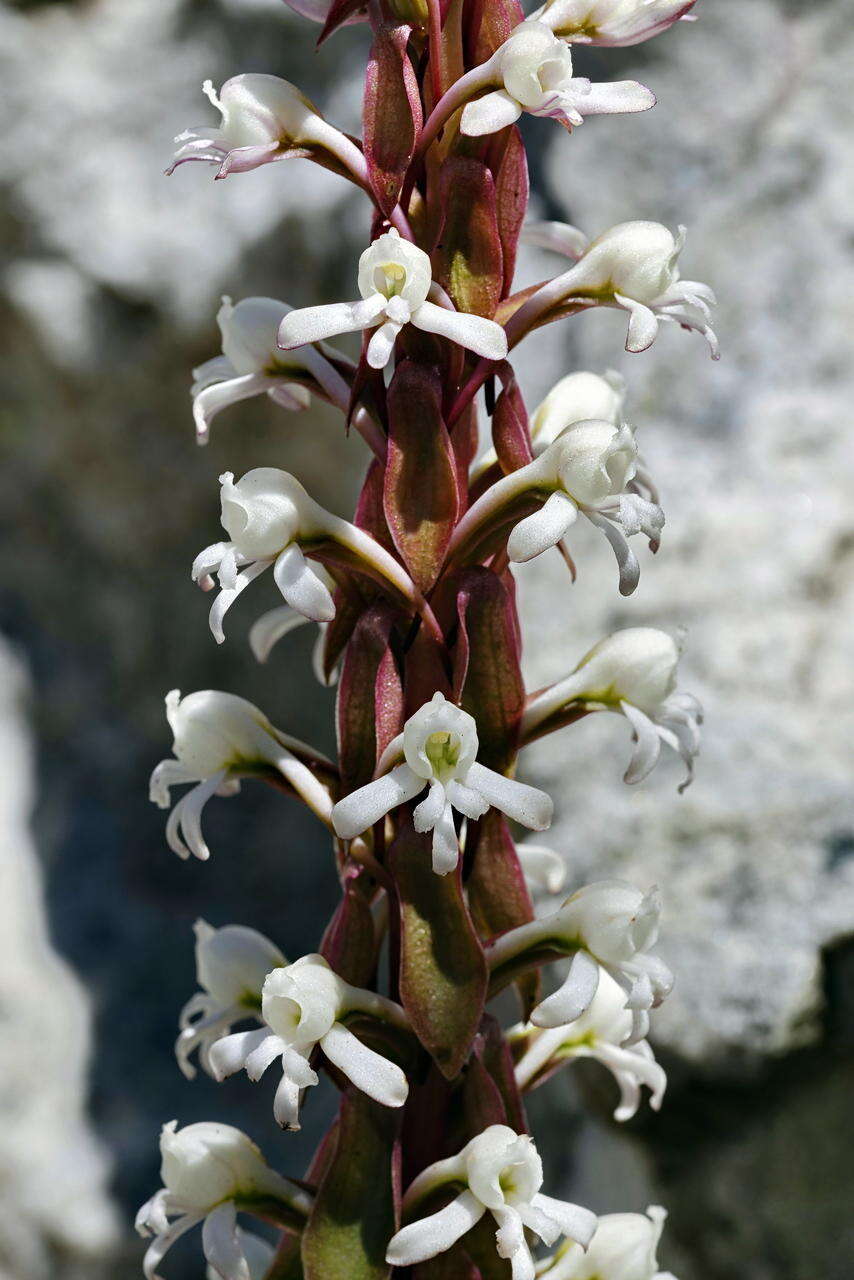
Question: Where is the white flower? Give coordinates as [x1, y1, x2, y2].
[386, 1124, 596, 1280]
[523, 220, 718, 358]
[209, 954, 409, 1130]
[454, 420, 663, 597]
[531, 0, 698, 47]
[191, 296, 341, 444]
[193, 467, 429, 644]
[136, 1121, 309, 1280]
[277, 229, 508, 370]
[522, 629, 702, 790]
[531, 370, 626, 452]
[517, 843, 568, 897]
[168, 74, 363, 180]
[332, 692, 553, 875]
[539, 1205, 676, 1280]
[459, 21, 654, 137]
[488, 880, 674, 1043]
[512, 968, 666, 1121]
[176, 920, 286, 1080]
[149, 689, 333, 860]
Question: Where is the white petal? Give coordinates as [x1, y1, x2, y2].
[584, 512, 640, 596]
[413, 780, 447, 832]
[142, 1214, 202, 1280]
[273, 544, 336, 623]
[621, 703, 663, 784]
[244, 1034, 289, 1082]
[202, 1202, 249, 1280]
[267, 382, 312, 412]
[461, 90, 523, 136]
[320, 1022, 408, 1108]
[332, 763, 424, 840]
[208, 1028, 273, 1081]
[386, 1190, 485, 1266]
[412, 300, 508, 360]
[531, 949, 601, 1027]
[567, 79, 656, 117]
[192, 373, 269, 444]
[281, 1044, 319, 1090]
[614, 293, 660, 353]
[149, 759, 196, 808]
[528, 1194, 597, 1249]
[278, 296, 386, 347]
[165, 772, 227, 861]
[507, 492, 578, 563]
[517, 845, 567, 895]
[209, 560, 270, 644]
[367, 320, 403, 369]
[249, 605, 310, 663]
[445, 779, 490, 822]
[273, 1071, 302, 1130]
[520, 221, 589, 259]
[431, 802, 461, 875]
[464, 762, 553, 831]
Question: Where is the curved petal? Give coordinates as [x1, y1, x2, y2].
[445, 778, 491, 822]
[208, 1028, 275, 1081]
[267, 382, 313, 412]
[517, 844, 567, 895]
[165, 771, 228, 861]
[273, 1070, 303, 1130]
[507, 491, 578, 563]
[209, 559, 270, 644]
[202, 1202, 249, 1280]
[321, 1022, 408, 1108]
[386, 1190, 485, 1266]
[366, 319, 403, 369]
[528, 1194, 597, 1249]
[413, 780, 447, 833]
[192, 373, 270, 444]
[620, 703, 663, 784]
[431, 802, 461, 875]
[332, 763, 424, 840]
[461, 89, 523, 137]
[520, 221, 589, 260]
[245, 1034, 290, 1082]
[614, 293, 660, 353]
[278, 296, 386, 348]
[149, 758, 197, 808]
[249, 605, 310, 663]
[584, 512, 640, 596]
[412, 299, 508, 360]
[464, 762, 553, 831]
[531, 948, 601, 1027]
[273, 544, 336, 623]
[142, 1213, 202, 1280]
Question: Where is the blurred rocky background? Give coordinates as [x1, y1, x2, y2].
[0, 0, 852, 1277]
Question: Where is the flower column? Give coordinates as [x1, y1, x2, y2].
[143, 1, 715, 1278]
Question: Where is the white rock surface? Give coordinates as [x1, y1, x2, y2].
[513, 0, 854, 1068]
[0, 639, 118, 1277]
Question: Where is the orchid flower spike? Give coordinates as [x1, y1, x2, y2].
[208, 954, 409, 1130]
[168, 74, 367, 182]
[523, 220, 719, 357]
[522, 629, 703, 790]
[149, 689, 334, 860]
[511, 967, 667, 1121]
[193, 468, 429, 643]
[277, 229, 508, 370]
[136, 1121, 310, 1280]
[531, 0, 698, 47]
[176, 920, 286, 1080]
[457, 20, 654, 137]
[488, 880, 674, 1043]
[332, 692, 553, 875]
[191, 296, 347, 445]
[539, 1205, 677, 1280]
[386, 1124, 596, 1279]
[453, 420, 664, 597]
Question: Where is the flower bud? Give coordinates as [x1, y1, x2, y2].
[531, 371, 626, 451]
[541, 1205, 675, 1279]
